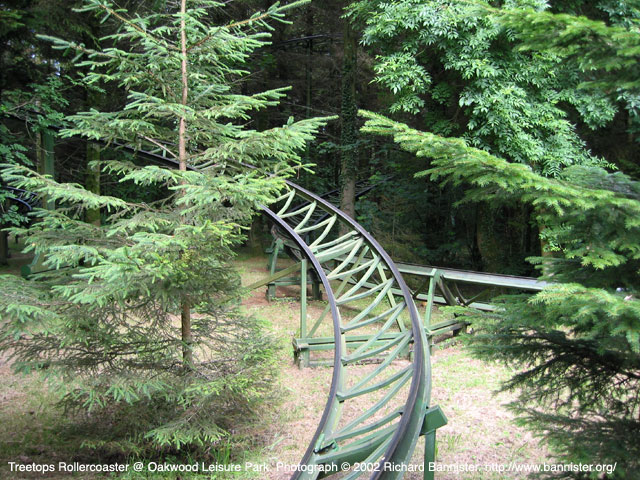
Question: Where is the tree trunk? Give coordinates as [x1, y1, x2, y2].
[85, 142, 101, 226]
[179, 0, 193, 368]
[305, 6, 314, 164]
[0, 229, 8, 266]
[38, 130, 55, 210]
[339, 18, 358, 221]
[476, 204, 503, 272]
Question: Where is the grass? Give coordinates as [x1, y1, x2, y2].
[400, 345, 550, 480]
[0, 357, 102, 478]
[0, 250, 553, 479]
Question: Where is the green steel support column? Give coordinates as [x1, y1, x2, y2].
[300, 258, 309, 367]
[266, 238, 283, 300]
[421, 405, 448, 480]
[424, 271, 440, 336]
[271, 239, 283, 275]
[423, 431, 436, 480]
[312, 275, 322, 300]
[266, 239, 277, 269]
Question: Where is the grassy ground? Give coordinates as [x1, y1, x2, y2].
[0, 250, 552, 479]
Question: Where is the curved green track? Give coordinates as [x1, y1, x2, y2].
[263, 181, 432, 479]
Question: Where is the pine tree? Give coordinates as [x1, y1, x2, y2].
[0, 0, 331, 450]
[360, 110, 640, 477]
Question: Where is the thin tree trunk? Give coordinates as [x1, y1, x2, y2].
[85, 142, 101, 226]
[84, 70, 103, 226]
[179, 0, 193, 368]
[340, 19, 357, 221]
[36, 117, 44, 175]
[305, 6, 313, 164]
[476, 203, 502, 272]
[0, 229, 8, 266]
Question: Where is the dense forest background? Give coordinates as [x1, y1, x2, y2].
[7, 0, 638, 274]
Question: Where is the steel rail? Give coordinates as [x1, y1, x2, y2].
[1, 186, 39, 212]
[261, 205, 345, 479]
[272, 181, 430, 479]
[395, 261, 549, 291]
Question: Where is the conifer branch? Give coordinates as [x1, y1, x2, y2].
[36, 35, 117, 59]
[95, 3, 179, 51]
[187, 11, 272, 52]
[140, 135, 178, 159]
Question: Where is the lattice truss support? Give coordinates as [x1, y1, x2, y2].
[256, 182, 446, 480]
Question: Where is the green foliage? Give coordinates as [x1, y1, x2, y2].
[0, 0, 329, 452]
[497, 6, 640, 93]
[361, 110, 640, 476]
[1, 76, 68, 228]
[348, 0, 623, 176]
[494, 2, 640, 141]
[1, 76, 68, 161]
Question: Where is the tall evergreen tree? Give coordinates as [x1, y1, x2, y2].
[0, 0, 330, 449]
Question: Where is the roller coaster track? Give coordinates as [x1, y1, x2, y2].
[1, 118, 551, 477]
[264, 181, 433, 479]
[264, 179, 384, 301]
[0, 187, 38, 214]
